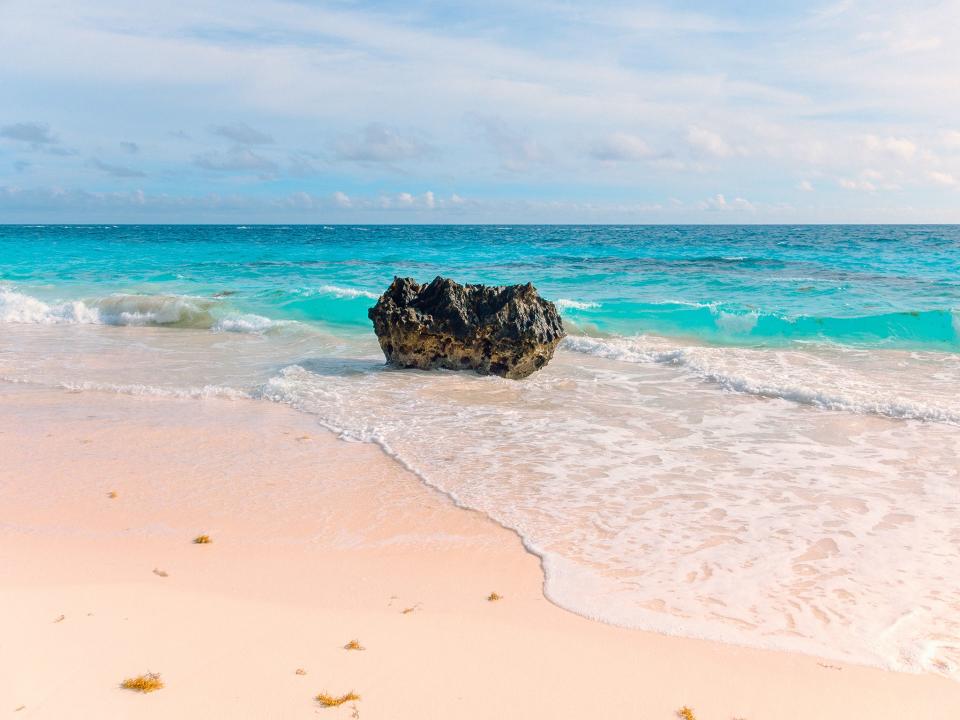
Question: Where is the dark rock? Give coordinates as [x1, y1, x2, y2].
[368, 276, 565, 379]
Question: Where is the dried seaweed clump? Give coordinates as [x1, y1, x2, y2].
[193, 534, 212, 544]
[316, 691, 360, 707]
[343, 640, 365, 651]
[677, 707, 697, 720]
[121, 673, 164, 693]
[487, 592, 503, 602]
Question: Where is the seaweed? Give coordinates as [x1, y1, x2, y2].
[316, 691, 360, 707]
[121, 673, 164, 693]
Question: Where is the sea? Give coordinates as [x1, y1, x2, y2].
[1, 224, 958, 678]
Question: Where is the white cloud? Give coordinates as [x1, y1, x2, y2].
[839, 178, 876, 191]
[796, 180, 814, 192]
[864, 135, 917, 161]
[193, 147, 278, 173]
[332, 190, 352, 208]
[476, 116, 550, 172]
[687, 126, 733, 158]
[698, 193, 755, 211]
[332, 124, 432, 164]
[210, 122, 274, 145]
[929, 171, 957, 187]
[856, 29, 943, 54]
[590, 132, 653, 162]
[942, 131, 960, 151]
[609, 8, 743, 34]
[3, 0, 960, 220]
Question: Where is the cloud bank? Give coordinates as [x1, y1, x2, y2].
[2, 0, 960, 222]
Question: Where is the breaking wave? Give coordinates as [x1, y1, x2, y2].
[0, 288, 285, 334]
[316, 284, 380, 300]
[555, 298, 601, 311]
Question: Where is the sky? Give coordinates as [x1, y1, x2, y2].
[2, 0, 960, 223]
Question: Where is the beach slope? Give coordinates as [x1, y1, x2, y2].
[1, 384, 957, 719]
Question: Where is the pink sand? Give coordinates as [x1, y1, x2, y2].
[1, 385, 957, 718]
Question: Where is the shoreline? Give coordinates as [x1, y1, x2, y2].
[2, 383, 958, 718]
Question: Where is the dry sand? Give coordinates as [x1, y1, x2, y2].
[1, 384, 957, 719]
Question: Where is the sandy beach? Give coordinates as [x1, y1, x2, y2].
[2, 383, 957, 719]
[6, 0, 960, 714]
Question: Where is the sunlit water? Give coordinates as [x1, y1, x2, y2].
[2, 225, 959, 677]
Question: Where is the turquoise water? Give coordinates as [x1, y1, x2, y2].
[3, 224, 960, 678]
[2, 224, 959, 349]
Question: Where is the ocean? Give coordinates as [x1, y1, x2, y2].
[2, 224, 959, 677]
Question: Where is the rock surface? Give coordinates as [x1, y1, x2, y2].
[368, 276, 565, 379]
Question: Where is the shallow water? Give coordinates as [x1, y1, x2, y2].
[2, 224, 959, 677]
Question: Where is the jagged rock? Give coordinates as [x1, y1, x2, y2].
[368, 276, 565, 379]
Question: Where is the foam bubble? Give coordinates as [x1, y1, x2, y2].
[317, 284, 380, 300]
[0, 288, 290, 335]
[256, 347, 960, 678]
[562, 335, 960, 425]
[58, 379, 250, 400]
[0, 288, 100, 325]
[555, 298, 601, 311]
[213, 314, 283, 334]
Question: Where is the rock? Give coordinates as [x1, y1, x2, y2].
[368, 276, 565, 379]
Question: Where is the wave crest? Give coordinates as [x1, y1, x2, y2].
[555, 298, 601, 312]
[0, 288, 284, 334]
[316, 284, 380, 300]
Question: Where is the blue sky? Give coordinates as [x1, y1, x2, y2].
[2, 0, 960, 222]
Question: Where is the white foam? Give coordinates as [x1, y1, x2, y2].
[256, 351, 960, 679]
[555, 298, 601, 311]
[317, 284, 380, 300]
[59, 380, 250, 400]
[0, 288, 100, 325]
[213, 314, 284, 334]
[4, 314, 960, 680]
[562, 335, 960, 425]
[0, 374, 250, 400]
[0, 288, 286, 334]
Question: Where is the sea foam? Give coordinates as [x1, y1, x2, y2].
[316, 284, 380, 300]
[554, 298, 601, 311]
[562, 335, 960, 425]
[256, 347, 960, 679]
[0, 288, 283, 334]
